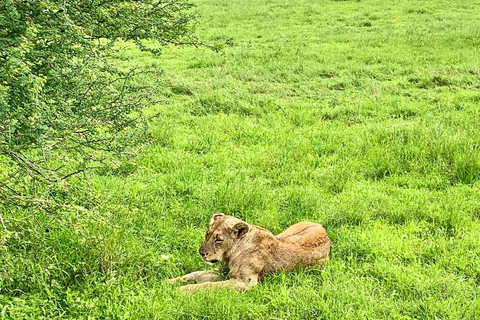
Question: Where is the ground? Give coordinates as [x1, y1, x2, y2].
[2, 0, 480, 319]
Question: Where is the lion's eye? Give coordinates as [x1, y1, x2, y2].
[214, 238, 223, 243]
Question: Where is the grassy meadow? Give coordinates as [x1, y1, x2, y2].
[2, 0, 480, 318]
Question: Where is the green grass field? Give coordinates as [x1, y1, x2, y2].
[2, 0, 480, 318]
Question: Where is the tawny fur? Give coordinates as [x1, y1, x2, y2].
[168, 213, 331, 291]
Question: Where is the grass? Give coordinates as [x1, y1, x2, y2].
[2, 0, 480, 318]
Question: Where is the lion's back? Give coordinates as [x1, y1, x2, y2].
[260, 222, 331, 273]
[276, 222, 330, 249]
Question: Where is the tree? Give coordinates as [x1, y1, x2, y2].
[0, 0, 198, 219]
[0, 0, 200, 291]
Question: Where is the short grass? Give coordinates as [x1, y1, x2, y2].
[2, 0, 480, 319]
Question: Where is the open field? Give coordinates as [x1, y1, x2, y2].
[2, 0, 480, 318]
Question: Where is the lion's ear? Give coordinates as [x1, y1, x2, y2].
[209, 212, 225, 225]
[233, 222, 249, 238]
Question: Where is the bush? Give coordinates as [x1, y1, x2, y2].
[0, 0, 198, 293]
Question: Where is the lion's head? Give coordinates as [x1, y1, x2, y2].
[198, 213, 249, 263]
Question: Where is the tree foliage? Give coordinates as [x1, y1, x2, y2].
[0, 0, 201, 295]
[0, 0, 197, 218]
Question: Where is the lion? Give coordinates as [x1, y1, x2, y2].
[168, 213, 331, 291]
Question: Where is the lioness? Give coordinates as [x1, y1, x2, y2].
[168, 213, 331, 291]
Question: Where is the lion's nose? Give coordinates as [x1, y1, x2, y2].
[199, 248, 208, 258]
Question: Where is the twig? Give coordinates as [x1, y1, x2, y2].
[0, 213, 6, 231]
[61, 169, 85, 180]
[14, 195, 117, 228]
[2, 150, 57, 182]
[0, 181, 22, 196]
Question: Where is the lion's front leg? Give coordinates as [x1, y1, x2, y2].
[168, 269, 222, 284]
[179, 277, 258, 292]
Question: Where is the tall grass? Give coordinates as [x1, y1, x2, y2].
[2, 0, 480, 319]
